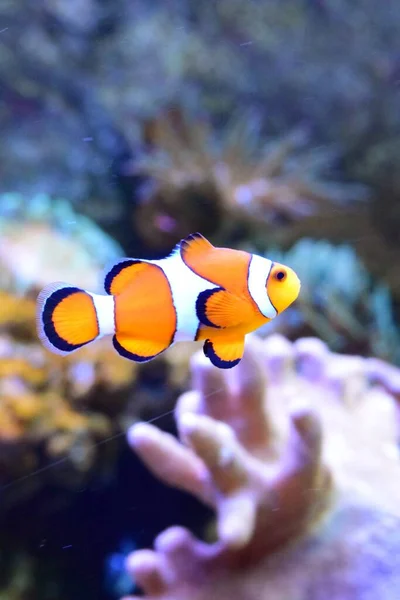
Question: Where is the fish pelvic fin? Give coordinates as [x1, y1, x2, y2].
[203, 336, 245, 369]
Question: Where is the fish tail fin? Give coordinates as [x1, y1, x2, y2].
[36, 282, 113, 355]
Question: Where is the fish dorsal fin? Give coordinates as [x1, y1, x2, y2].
[103, 235, 202, 296]
[165, 241, 182, 258]
[180, 233, 251, 296]
[104, 258, 150, 295]
[180, 232, 214, 260]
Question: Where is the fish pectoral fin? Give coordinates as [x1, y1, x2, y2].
[113, 335, 170, 362]
[104, 258, 152, 295]
[196, 288, 252, 329]
[203, 337, 245, 369]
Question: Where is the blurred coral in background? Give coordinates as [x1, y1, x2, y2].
[0, 194, 128, 504]
[127, 108, 368, 255]
[262, 239, 400, 363]
[0, 194, 185, 510]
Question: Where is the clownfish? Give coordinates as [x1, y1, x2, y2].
[36, 233, 300, 369]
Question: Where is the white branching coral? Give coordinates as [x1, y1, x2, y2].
[121, 334, 400, 600]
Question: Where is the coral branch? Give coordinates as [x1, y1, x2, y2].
[124, 334, 400, 600]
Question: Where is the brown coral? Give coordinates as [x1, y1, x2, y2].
[129, 108, 366, 253]
[122, 334, 400, 600]
[0, 331, 128, 504]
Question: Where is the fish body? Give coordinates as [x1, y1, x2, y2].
[36, 233, 300, 369]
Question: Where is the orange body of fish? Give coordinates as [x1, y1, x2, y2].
[36, 233, 301, 369]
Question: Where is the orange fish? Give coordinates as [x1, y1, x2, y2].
[36, 233, 300, 369]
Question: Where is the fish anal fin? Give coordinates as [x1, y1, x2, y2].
[203, 337, 245, 369]
[113, 335, 170, 363]
[104, 259, 150, 295]
[196, 288, 252, 329]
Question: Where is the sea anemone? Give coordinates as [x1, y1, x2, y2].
[127, 108, 367, 253]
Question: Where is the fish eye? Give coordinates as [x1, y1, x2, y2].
[274, 270, 286, 282]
